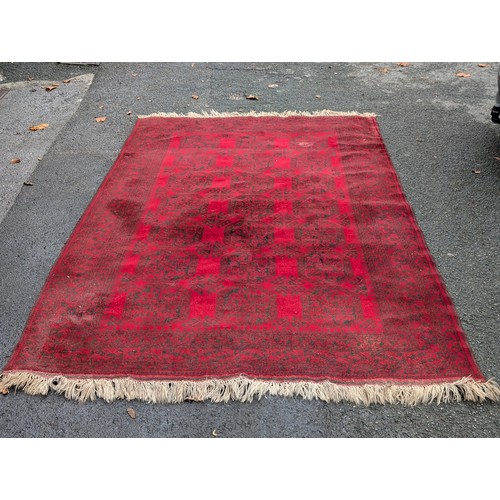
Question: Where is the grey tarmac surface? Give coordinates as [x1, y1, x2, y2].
[0, 73, 94, 224]
[0, 62, 498, 438]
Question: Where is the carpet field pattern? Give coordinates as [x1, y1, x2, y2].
[1, 111, 498, 405]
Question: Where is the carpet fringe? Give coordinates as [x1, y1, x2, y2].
[1, 372, 499, 405]
[137, 110, 377, 119]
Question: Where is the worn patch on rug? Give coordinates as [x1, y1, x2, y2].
[1, 111, 498, 405]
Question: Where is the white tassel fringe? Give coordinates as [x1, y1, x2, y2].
[137, 110, 377, 119]
[1, 372, 499, 406]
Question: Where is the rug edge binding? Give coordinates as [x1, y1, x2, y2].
[1, 372, 499, 406]
[137, 110, 377, 119]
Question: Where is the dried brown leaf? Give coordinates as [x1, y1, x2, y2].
[378, 67, 390, 73]
[477, 64, 489, 68]
[472, 169, 481, 174]
[1, 388, 9, 395]
[267, 84, 279, 88]
[10, 158, 21, 164]
[127, 408, 136, 419]
[26, 75, 34, 81]
[212, 429, 219, 437]
[315, 95, 321, 99]
[95, 116, 106, 123]
[397, 62, 410, 67]
[23, 181, 33, 186]
[495, 157, 500, 161]
[45, 84, 60, 91]
[126, 111, 132, 116]
[245, 95, 259, 100]
[456, 72, 471, 78]
[29, 123, 49, 131]
[191, 95, 199, 100]
[63, 79, 71, 83]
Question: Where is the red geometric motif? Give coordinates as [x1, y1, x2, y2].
[2, 115, 485, 386]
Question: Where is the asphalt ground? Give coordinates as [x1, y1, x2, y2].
[0, 62, 498, 438]
[0, 72, 94, 224]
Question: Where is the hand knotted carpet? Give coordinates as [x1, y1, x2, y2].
[1, 111, 498, 405]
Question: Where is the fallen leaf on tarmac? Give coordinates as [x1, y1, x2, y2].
[268, 84, 279, 88]
[126, 111, 132, 115]
[1, 388, 9, 395]
[131, 73, 137, 77]
[63, 79, 71, 83]
[397, 62, 410, 67]
[27, 75, 34, 81]
[477, 64, 489, 68]
[95, 116, 106, 123]
[212, 429, 219, 437]
[45, 84, 60, 91]
[10, 158, 21, 164]
[315, 95, 321, 99]
[495, 157, 500, 161]
[127, 408, 136, 419]
[29, 123, 49, 131]
[245, 95, 259, 100]
[378, 67, 390, 73]
[23, 181, 33, 186]
[191, 95, 200, 100]
[456, 72, 471, 78]
[472, 169, 481, 174]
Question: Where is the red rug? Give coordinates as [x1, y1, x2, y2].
[1, 111, 498, 405]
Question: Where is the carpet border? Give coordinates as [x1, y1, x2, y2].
[137, 110, 377, 119]
[1, 372, 499, 405]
